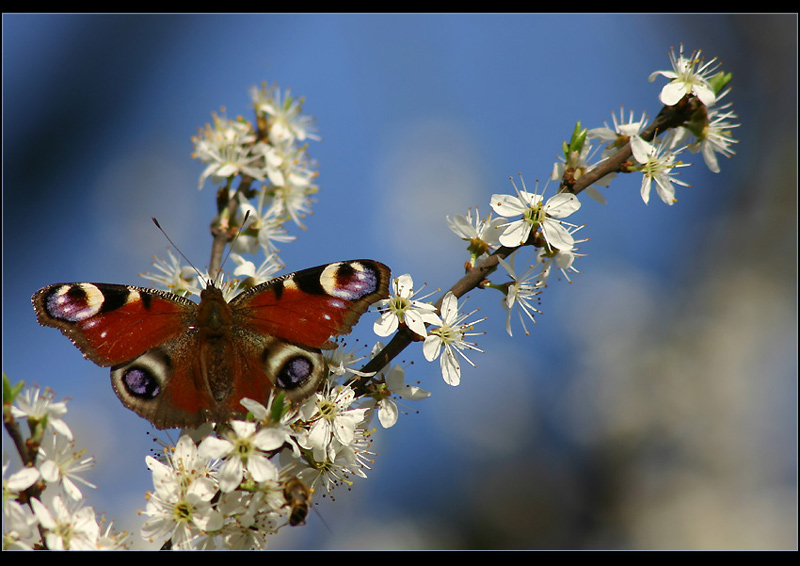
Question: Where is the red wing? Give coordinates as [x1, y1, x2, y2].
[33, 283, 196, 365]
[231, 260, 390, 348]
[112, 338, 276, 430]
[110, 330, 317, 430]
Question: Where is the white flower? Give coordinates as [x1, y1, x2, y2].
[584, 108, 650, 204]
[141, 480, 222, 549]
[694, 102, 739, 173]
[256, 216, 296, 256]
[250, 82, 320, 145]
[648, 44, 719, 107]
[198, 420, 282, 493]
[446, 207, 504, 264]
[373, 273, 440, 337]
[328, 427, 374, 480]
[300, 385, 368, 460]
[3, 497, 38, 550]
[384, 363, 430, 403]
[229, 252, 283, 286]
[3, 452, 41, 548]
[152, 434, 215, 489]
[215, 491, 280, 550]
[255, 142, 286, 187]
[324, 341, 371, 380]
[11, 386, 72, 439]
[630, 135, 691, 205]
[141, 437, 222, 549]
[367, 363, 430, 428]
[269, 163, 318, 229]
[588, 107, 650, 145]
[497, 254, 543, 336]
[534, 224, 587, 285]
[423, 292, 485, 386]
[668, 95, 740, 174]
[551, 139, 615, 205]
[31, 495, 100, 550]
[232, 192, 297, 258]
[37, 432, 96, 500]
[95, 521, 130, 550]
[296, 428, 374, 495]
[141, 248, 198, 297]
[491, 175, 581, 250]
[3, 452, 41, 501]
[193, 114, 267, 190]
[239, 396, 304, 458]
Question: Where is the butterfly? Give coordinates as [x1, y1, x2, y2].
[32, 260, 390, 429]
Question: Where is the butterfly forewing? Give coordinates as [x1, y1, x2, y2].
[33, 283, 196, 365]
[231, 260, 391, 348]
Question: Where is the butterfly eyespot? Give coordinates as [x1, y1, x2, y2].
[111, 349, 171, 404]
[121, 367, 161, 399]
[261, 339, 326, 401]
[320, 261, 382, 301]
[276, 356, 314, 390]
[42, 283, 106, 322]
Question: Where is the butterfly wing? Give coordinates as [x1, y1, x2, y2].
[33, 283, 211, 428]
[32, 283, 196, 365]
[230, 260, 391, 348]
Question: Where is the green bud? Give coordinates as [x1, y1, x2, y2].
[562, 122, 588, 159]
[2, 373, 25, 405]
[709, 71, 733, 95]
[270, 390, 287, 423]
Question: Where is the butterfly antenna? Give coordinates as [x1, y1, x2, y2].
[217, 210, 252, 283]
[151, 217, 208, 285]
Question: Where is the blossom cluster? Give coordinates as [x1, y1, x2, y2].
[441, 44, 739, 337]
[446, 177, 586, 337]
[10, 44, 740, 550]
[140, 359, 431, 549]
[144, 83, 321, 297]
[3, 381, 129, 550]
[143, 45, 737, 548]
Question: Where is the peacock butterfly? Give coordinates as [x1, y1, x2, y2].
[32, 260, 390, 429]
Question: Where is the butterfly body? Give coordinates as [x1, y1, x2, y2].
[33, 260, 390, 429]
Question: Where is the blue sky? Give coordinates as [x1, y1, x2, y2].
[3, 14, 796, 549]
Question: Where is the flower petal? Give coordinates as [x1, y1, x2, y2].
[542, 219, 575, 251]
[404, 310, 430, 337]
[378, 399, 398, 428]
[544, 193, 580, 218]
[440, 349, 461, 386]
[660, 81, 688, 106]
[498, 219, 532, 247]
[422, 334, 442, 361]
[373, 311, 399, 336]
[631, 135, 653, 164]
[490, 193, 526, 217]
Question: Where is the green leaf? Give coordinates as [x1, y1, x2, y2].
[2, 373, 25, 405]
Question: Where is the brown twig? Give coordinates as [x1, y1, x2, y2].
[352, 96, 697, 394]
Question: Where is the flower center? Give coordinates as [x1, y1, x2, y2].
[388, 295, 411, 319]
[317, 398, 338, 421]
[173, 500, 194, 524]
[523, 202, 545, 229]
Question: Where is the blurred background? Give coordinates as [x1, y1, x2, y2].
[3, 14, 796, 550]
